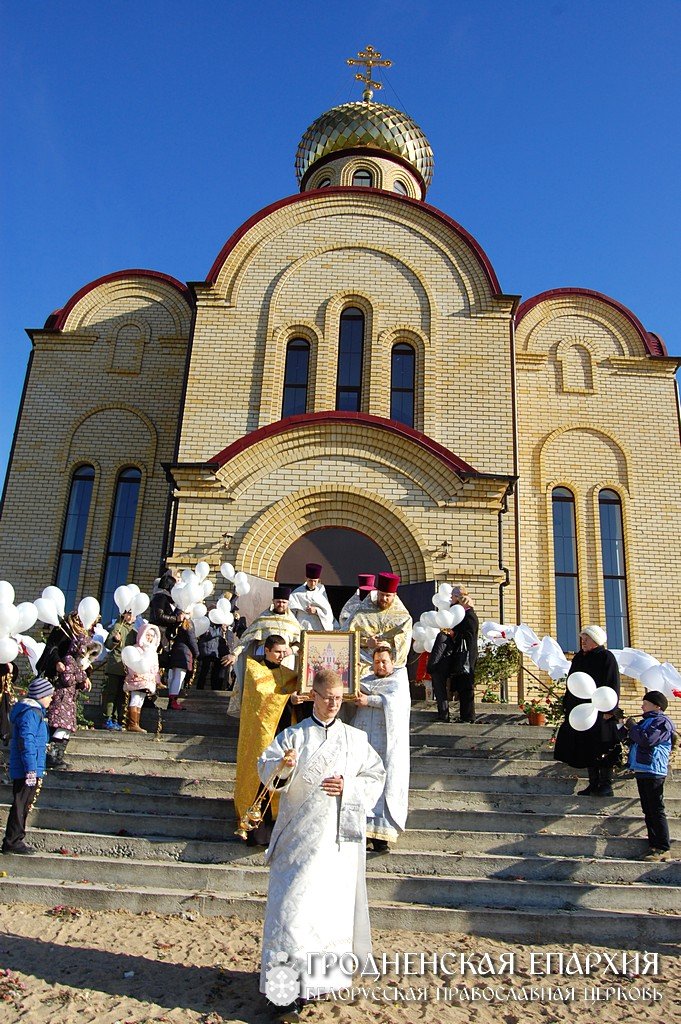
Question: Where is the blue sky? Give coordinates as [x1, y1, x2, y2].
[2, 1, 679, 482]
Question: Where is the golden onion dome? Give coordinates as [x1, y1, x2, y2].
[295, 100, 434, 190]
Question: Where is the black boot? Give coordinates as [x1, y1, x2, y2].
[47, 740, 69, 771]
[436, 701, 450, 723]
[594, 762, 614, 797]
[578, 766, 599, 796]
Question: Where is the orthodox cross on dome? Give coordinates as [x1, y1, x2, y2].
[346, 44, 392, 101]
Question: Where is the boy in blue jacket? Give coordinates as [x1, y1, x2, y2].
[2, 676, 54, 855]
[626, 690, 677, 862]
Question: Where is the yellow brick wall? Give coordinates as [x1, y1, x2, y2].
[0, 277, 191, 608]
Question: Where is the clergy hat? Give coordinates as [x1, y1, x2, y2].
[305, 562, 323, 578]
[272, 585, 291, 601]
[376, 572, 400, 594]
[643, 690, 668, 712]
[357, 574, 375, 593]
[581, 624, 607, 647]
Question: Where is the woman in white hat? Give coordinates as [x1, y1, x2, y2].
[553, 625, 621, 796]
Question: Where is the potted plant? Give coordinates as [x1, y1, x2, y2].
[519, 697, 551, 726]
[475, 640, 521, 703]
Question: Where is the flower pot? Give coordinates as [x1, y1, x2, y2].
[528, 711, 547, 727]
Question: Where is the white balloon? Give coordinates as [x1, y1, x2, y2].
[567, 671, 596, 700]
[235, 578, 250, 596]
[171, 583, 193, 611]
[78, 596, 100, 630]
[193, 615, 210, 637]
[42, 585, 65, 617]
[0, 603, 19, 637]
[131, 592, 150, 617]
[438, 583, 453, 596]
[191, 602, 208, 619]
[449, 605, 465, 627]
[34, 597, 60, 627]
[220, 562, 236, 581]
[114, 585, 133, 614]
[569, 703, 599, 731]
[420, 611, 439, 629]
[127, 583, 141, 597]
[121, 646, 144, 671]
[592, 686, 618, 712]
[195, 561, 210, 582]
[413, 639, 426, 654]
[435, 608, 456, 629]
[15, 602, 38, 633]
[0, 581, 15, 605]
[432, 594, 451, 609]
[234, 571, 247, 586]
[0, 636, 19, 662]
[180, 568, 197, 584]
[640, 665, 666, 690]
[201, 580, 214, 599]
[412, 623, 427, 640]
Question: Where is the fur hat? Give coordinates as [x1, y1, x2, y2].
[643, 690, 669, 712]
[581, 624, 607, 647]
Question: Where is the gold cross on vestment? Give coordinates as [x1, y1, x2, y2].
[346, 44, 392, 101]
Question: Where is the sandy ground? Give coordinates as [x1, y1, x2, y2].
[0, 902, 678, 1024]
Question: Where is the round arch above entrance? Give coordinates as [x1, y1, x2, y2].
[234, 484, 431, 583]
[276, 527, 392, 586]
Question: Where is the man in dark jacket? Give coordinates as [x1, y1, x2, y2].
[428, 586, 479, 723]
[2, 676, 54, 855]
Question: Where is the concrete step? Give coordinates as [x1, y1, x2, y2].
[5, 847, 680, 891]
[0, 877, 678, 946]
[12, 823, 677, 864]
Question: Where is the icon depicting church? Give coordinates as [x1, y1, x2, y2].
[2, 47, 680, 694]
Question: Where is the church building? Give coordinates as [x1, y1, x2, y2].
[2, 50, 680, 703]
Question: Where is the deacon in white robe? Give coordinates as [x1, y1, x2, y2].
[288, 562, 335, 632]
[258, 670, 385, 1002]
[350, 646, 411, 850]
[338, 573, 375, 629]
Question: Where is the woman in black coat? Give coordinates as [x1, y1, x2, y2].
[553, 624, 621, 796]
[427, 586, 479, 723]
[166, 616, 199, 711]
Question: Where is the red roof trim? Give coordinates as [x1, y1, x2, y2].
[210, 411, 480, 476]
[516, 288, 667, 358]
[46, 270, 193, 331]
[205, 188, 502, 294]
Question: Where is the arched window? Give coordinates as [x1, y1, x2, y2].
[599, 489, 630, 647]
[316, 177, 331, 188]
[393, 179, 408, 195]
[552, 487, 580, 652]
[352, 169, 372, 187]
[390, 343, 415, 426]
[336, 307, 364, 411]
[55, 465, 95, 613]
[100, 468, 141, 624]
[282, 338, 310, 417]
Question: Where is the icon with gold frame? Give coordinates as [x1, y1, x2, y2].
[298, 630, 360, 700]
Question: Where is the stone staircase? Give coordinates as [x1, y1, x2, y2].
[1, 691, 680, 946]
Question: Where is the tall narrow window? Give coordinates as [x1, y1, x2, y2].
[352, 169, 372, 187]
[56, 465, 95, 613]
[599, 489, 630, 647]
[390, 343, 415, 426]
[281, 338, 310, 417]
[552, 487, 580, 652]
[100, 468, 141, 624]
[336, 307, 364, 411]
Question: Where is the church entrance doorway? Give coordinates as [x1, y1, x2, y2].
[276, 527, 391, 618]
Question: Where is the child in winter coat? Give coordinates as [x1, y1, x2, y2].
[626, 690, 677, 862]
[47, 634, 91, 768]
[123, 621, 162, 733]
[2, 676, 55, 855]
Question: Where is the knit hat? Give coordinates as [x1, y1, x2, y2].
[305, 563, 322, 579]
[272, 585, 291, 601]
[28, 676, 55, 700]
[357, 574, 375, 593]
[581, 624, 607, 647]
[376, 572, 400, 594]
[644, 690, 669, 712]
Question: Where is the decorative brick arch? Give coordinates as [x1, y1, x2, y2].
[234, 484, 431, 583]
